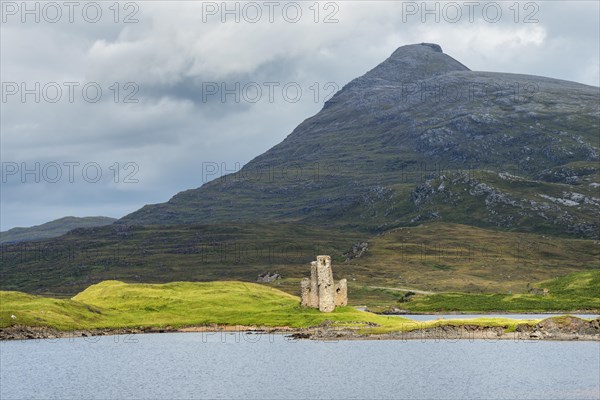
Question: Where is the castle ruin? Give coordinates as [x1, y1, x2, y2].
[300, 255, 347, 312]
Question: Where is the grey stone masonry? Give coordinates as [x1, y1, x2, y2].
[300, 255, 348, 312]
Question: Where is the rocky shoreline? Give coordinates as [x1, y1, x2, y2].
[2, 316, 599, 342]
[0, 324, 300, 341]
[292, 316, 600, 341]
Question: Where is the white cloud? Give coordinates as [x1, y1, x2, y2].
[1, 0, 598, 229]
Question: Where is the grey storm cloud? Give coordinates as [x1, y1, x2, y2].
[1, 0, 599, 230]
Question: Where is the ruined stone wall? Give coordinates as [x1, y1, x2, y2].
[335, 279, 348, 307]
[316, 255, 335, 312]
[300, 278, 311, 307]
[300, 255, 348, 312]
[309, 261, 319, 308]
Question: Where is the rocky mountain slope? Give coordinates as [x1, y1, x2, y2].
[120, 43, 600, 238]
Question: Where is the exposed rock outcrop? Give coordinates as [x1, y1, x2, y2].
[344, 242, 368, 261]
[256, 272, 281, 283]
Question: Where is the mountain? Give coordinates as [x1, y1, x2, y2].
[120, 43, 600, 238]
[0, 216, 116, 244]
[1, 43, 599, 298]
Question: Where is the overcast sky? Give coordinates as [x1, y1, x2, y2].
[1, 0, 599, 230]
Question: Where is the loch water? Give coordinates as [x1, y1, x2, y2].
[1, 332, 598, 399]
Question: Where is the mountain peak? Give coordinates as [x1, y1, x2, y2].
[357, 42, 470, 84]
[392, 42, 443, 55]
[119, 43, 599, 240]
[421, 42, 443, 52]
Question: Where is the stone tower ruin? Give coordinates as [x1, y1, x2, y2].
[300, 255, 347, 312]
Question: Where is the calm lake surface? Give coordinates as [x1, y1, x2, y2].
[1, 333, 598, 400]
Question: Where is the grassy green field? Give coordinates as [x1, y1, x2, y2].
[259, 224, 599, 309]
[1, 280, 544, 335]
[341, 223, 599, 295]
[0, 280, 392, 330]
[3, 221, 596, 313]
[367, 270, 600, 313]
